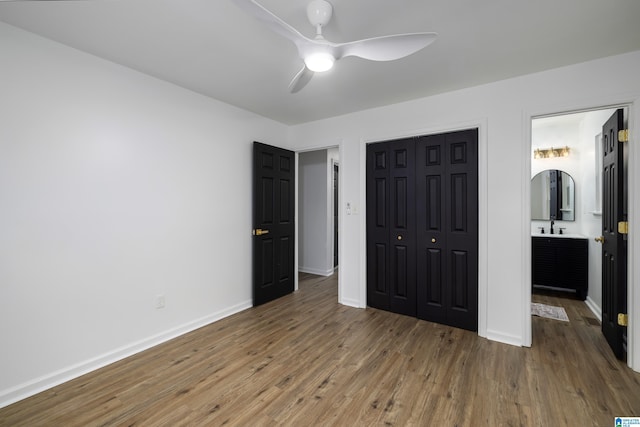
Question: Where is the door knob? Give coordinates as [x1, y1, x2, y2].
[594, 236, 604, 243]
[431, 238, 436, 243]
[253, 228, 270, 236]
[397, 235, 403, 240]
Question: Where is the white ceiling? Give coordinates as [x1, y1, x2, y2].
[1, 0, 640, 125]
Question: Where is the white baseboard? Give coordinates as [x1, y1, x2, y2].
[299, 266, 334, 276]
[585, 296, 602, 322]
[0, 300, 252, 409]
[486, 329, 523, 347]
[339, 297, 365, 308]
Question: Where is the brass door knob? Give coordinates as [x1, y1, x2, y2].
[253, 228, 270, 236]
[595, 236, 604, 243]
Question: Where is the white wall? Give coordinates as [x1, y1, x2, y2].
[288, 50, 640, 359]
[531, 117, 582, 234]
[0, 22, 287, 407]
[299, 150, 331, 275]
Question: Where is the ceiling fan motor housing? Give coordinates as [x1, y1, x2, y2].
[307, 0, 333, 30]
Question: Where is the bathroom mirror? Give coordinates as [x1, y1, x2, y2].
[531, 169, 575, 221]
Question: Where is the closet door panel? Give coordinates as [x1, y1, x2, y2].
[416, 134, 446, 321]
[417, 130, 478, 331]
[366, 144, 391, 310]
[367, 139, 416, 316]
[389, 140, 416, 316]
[444, 130, 478, 331]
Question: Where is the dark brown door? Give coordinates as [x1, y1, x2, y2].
[334, 164, 339, 268]
[416, 129, 478, 331]
[253, 142, 295, 306]
[601, 109, 627, 359]
[366, 138, 416, 316]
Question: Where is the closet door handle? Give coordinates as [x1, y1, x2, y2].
[431, 238, 436, 243]
[397, 235, 403, 240]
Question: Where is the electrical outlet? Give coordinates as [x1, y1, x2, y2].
[155, 294, 165, 309]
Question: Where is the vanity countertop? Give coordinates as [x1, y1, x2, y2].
[532, 233, 586, 239]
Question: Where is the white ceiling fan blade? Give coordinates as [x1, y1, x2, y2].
[232, 0, 313, 48]
[288, 66, 314, 93]
[335, 32, 437, 61]
[0, 0, 88, 2]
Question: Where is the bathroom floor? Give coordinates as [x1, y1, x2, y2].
[531, 288, 600, 326]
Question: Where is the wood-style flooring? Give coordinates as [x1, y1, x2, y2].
[1, 273, 639, 426]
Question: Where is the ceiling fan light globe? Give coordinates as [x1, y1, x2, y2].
[304, 52, 335, 72]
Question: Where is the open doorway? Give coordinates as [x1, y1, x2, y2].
[530, 107, 628, 360]
[298, 148, 339, 277]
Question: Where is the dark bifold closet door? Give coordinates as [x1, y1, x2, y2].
[366, 129, 478, 332]
[416, 130, 478, 331]
[366, 138, 416, 317]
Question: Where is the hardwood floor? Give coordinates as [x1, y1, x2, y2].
[2, 274, 639, 426]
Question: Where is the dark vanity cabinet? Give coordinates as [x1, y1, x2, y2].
[532, 236, 588, 300]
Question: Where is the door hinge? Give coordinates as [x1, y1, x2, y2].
[618, 221, 629, 235]
[618, 313, 629, 327]
[618, 129, 629, 143]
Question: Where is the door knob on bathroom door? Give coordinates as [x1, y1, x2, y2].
[595, 236, 605, 243]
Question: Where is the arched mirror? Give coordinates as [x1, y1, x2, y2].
[531, 170, 575, 221]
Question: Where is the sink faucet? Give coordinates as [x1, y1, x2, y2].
[550, 220, 555, 235]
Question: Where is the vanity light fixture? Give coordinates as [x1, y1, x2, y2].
[533, 146, 570, 159]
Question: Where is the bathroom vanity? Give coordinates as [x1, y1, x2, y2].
[531, 234, 588, 300]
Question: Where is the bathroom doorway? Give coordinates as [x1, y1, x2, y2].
[530, 107, 629, 360]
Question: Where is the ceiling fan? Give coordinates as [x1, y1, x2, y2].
[1, 0, 437, 93]
[233, 0, 437, 93]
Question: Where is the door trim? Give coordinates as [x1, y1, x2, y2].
[524, 94, 640, 372]
[294, 142, 344, 302]
[332, 160, 339, 270]
[359, 118, 489, 339]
